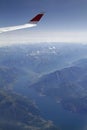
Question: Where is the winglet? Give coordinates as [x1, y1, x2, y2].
[29, 13, 44, 24]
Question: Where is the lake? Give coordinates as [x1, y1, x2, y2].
[13, 76, 87, 130]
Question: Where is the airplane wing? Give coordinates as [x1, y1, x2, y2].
[0, 13, 44, 33]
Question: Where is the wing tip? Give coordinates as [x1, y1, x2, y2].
[29, 13, 45, 24]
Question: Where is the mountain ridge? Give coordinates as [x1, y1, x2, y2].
[30, 65, 87, 114]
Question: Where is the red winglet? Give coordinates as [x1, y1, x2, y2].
[30, 13, 44, 23]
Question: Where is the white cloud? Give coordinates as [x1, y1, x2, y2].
[0, 31, 87, 46]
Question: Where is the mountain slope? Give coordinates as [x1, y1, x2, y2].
[30, 66, 87, 113]
[0, 90, 58, 130]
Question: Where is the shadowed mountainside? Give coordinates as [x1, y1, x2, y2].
[0, 90, 58, 130]
[30, 65, 87, 114]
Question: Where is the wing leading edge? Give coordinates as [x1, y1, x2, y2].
[0, 13, 44, 33]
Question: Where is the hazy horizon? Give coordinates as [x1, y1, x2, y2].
[0, 0, 87, 46]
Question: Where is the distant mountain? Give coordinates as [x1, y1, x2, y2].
[1, 43, 87, 76]
[1, 43, 87, 89]
[0, 89, 58, 130]
[30, 66, 87, 114]
[0, 66, 18, 90]
[73, 58, 87, 68]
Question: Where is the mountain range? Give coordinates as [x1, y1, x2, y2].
[30, 63, 87, 114]
[1, 43, 87, 129]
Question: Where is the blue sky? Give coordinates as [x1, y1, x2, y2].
[0, 0, 87, 45]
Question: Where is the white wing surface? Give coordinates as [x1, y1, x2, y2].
[0, 13, 44, 33]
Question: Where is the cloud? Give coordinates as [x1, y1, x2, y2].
[0, 31, 87, 46]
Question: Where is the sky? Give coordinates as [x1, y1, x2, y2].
[0, 0, 87, 46]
